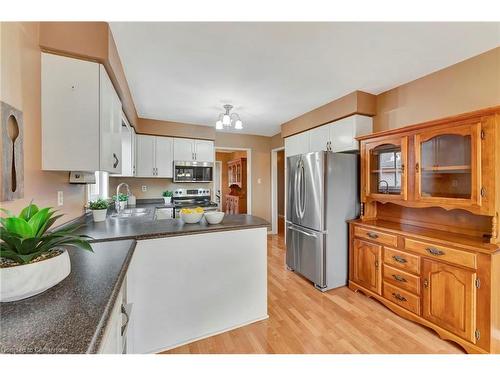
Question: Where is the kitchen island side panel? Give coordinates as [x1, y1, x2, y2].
[126, 227, 268, 353]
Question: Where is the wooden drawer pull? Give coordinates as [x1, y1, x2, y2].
[392, 293, 407, 302]
[392, 255, 407, 263]
[367, 232, 379, 239]
[392, 274, 407, 283]
[426, 247, 445, 256]
[423, 279, 429, 288]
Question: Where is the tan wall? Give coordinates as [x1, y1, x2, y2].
[374, 47, 500, 132]
[0, 22, 85, 222]
[109, 177, 211, 199]
[270, 132, 284, 149]
[215, 133, 272, 221]
[281, 90, 376, 138]
[137, 118, 215, 140]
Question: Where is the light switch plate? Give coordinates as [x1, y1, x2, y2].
[142, 185, 147, 192]
[57, 191, 64, 206]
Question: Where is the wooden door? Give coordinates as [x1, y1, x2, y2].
[363, 136, 408, 202]
[422, 259, 477, 342]
[155, 137, 173, 178]
[352, 239, 382, 294]
[136, 135, 155, 177]
[414, 122, 481, 209]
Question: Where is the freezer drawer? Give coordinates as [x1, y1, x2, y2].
[286, 223, 325, 288]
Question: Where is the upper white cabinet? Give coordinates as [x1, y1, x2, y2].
[173, 138, 214, 162]
[136, 134, 173, 178]
[42, 53, 122, 173]
[285, 132, 310, 158]
[285, 114, 373, 156]
[112, 114, 135, 177]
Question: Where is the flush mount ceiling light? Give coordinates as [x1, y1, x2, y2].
[215, 104, 243, 130]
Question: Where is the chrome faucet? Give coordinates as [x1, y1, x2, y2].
[378, 180, 390, 194]
[115, 182, 131, 213]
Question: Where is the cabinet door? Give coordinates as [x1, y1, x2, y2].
[42, 53, 100, 171]
[352, 239, 382, 294]
[364, 136, 408, 201]
[136, 135, 155, 177]
[155, 136, 174, 178]
[414, 123, 481, 209]
[173, 138, 195, 161]
[308, 125, 330, 152]
[99, 65, 122, 173]
[285, 132, 310, 157]
[131, 127, 136, 176]
[330, 115, 373, 152]
[422, 260, 477, 342]
[194, 140, 214, 162]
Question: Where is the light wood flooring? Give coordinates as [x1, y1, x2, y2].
[163, 234, 464, 354]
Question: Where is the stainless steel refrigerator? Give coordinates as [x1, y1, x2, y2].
[286, 151, 359, 291]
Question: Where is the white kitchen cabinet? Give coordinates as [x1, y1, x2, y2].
[112, 114, 135, 177]
[330, 115, 373, 152]
[173, 138, 214, 162]
[308, 125, 331, 152]
[284, 132, 310, 158]
[136, 134, 173, 178]
[42, 53, 122, 172]
[99, 284, 131, 354]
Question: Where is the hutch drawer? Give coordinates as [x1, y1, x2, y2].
[405, 238, 477, 269]
[383, 264, 421, 295]
[383, 247, 421, 274]
[383, 283, 421, 315]
[354, 226, 398, 247]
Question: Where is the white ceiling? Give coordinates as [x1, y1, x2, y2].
[110, 22, 500, 136]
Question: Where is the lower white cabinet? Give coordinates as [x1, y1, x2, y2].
[136, 134, 173, 178]
[99, 283, 131, 354]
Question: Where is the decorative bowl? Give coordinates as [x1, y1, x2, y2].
[204, 211, 225, 225]
[180, 211, 204, 224]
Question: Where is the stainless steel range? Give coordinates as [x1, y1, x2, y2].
[172, 188, 218, 218]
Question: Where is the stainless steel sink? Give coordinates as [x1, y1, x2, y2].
[111, 208, 149, 219]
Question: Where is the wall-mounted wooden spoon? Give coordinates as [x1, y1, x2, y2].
[7, 114, 19, 192]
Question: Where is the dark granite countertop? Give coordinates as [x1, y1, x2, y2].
[0, 240, 136, 354]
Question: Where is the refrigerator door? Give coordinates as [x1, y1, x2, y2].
[296, 152, 325, 231]
[286, 222, 325, 288]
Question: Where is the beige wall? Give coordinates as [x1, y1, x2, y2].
[1, 22, 85, 222]
[281, 90, 376, 137]
[215, 133, 272, 221]
[374, 47, 500, 132]
[137, 118, 215, 140]
[270, 132, 284, 149]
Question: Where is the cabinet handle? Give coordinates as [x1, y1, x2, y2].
[401, 164, 405, 173]
[113, 153, 119, 169]
[392, 274, 407, 283]
[426, 247, 445, 256]
[374, 260, 379, 269]
[423, 279, 429, 288]
[392, 255, 407, 264]
[367, 232, 379, 239]
[392, 293, 407, 302]
[121, 303, 131, 336]
[415, 162, 419, 173]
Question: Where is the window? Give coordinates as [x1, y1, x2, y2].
[87, 171, 109, 202]
[378, 149, 401, 193]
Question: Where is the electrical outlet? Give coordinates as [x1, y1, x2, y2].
[142, 185, 147, 192]
[257, 178, 262, 184]
[57, 191, 64, 206]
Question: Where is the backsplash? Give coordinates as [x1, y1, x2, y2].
[109, 177, 213, 199]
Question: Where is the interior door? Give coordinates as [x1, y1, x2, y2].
[352, 239, 381, 294]
[155, 136, 173, 178]
[136, 135, 155, 177]
[194, 140, 215, 162]
[422, 259, 477, 342]
[173, 138, 194, 161]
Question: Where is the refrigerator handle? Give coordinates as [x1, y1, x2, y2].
[294, 159, 301, 218]
[299, 160, 306, 219]
[287, 224, 317, 238]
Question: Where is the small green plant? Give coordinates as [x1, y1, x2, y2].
[112, 193, 128, 202]
[88, 198, 109, 210]
[162, 190, 173, 198]
[0, 202, 93, 265]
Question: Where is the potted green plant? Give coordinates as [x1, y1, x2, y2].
[112, 193, 128, 211]
[162, 190, 173, 205]
[88, 198, 109, 222]
[0, 202, 93, 302]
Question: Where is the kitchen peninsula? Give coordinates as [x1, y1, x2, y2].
[1, 210, 269, 354]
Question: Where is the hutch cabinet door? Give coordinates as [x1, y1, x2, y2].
[414, 122, 481, 209]
[352, 239, 382, 294]
[363, 136, 408, 201]
[422, 259, 477, 342]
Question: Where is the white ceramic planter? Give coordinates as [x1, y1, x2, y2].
[0, 250, 71, 302]
[163, 197, 172, 204]
[92, 209, 107, 222]
[119, 201, 127, 210]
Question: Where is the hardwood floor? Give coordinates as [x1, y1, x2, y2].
[163, 234, 465, 354]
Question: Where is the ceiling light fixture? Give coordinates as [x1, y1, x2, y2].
[215, 104, 243, 130]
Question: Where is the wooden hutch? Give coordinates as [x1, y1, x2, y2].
[225, 157, 247, 214]
[349, 106, 500, 353]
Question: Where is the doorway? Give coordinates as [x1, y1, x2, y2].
[271, 147, 285, 235]
[215, 148, 252, 215]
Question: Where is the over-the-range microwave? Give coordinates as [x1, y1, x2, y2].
[173, 161, 213, 183]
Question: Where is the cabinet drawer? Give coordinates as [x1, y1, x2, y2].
[405, 238, 476, 269]
[383, 283, 420, 315]
[383, 264, 420, 295]
[354, 226, 398, 247]
[384, 247, 420, 274]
